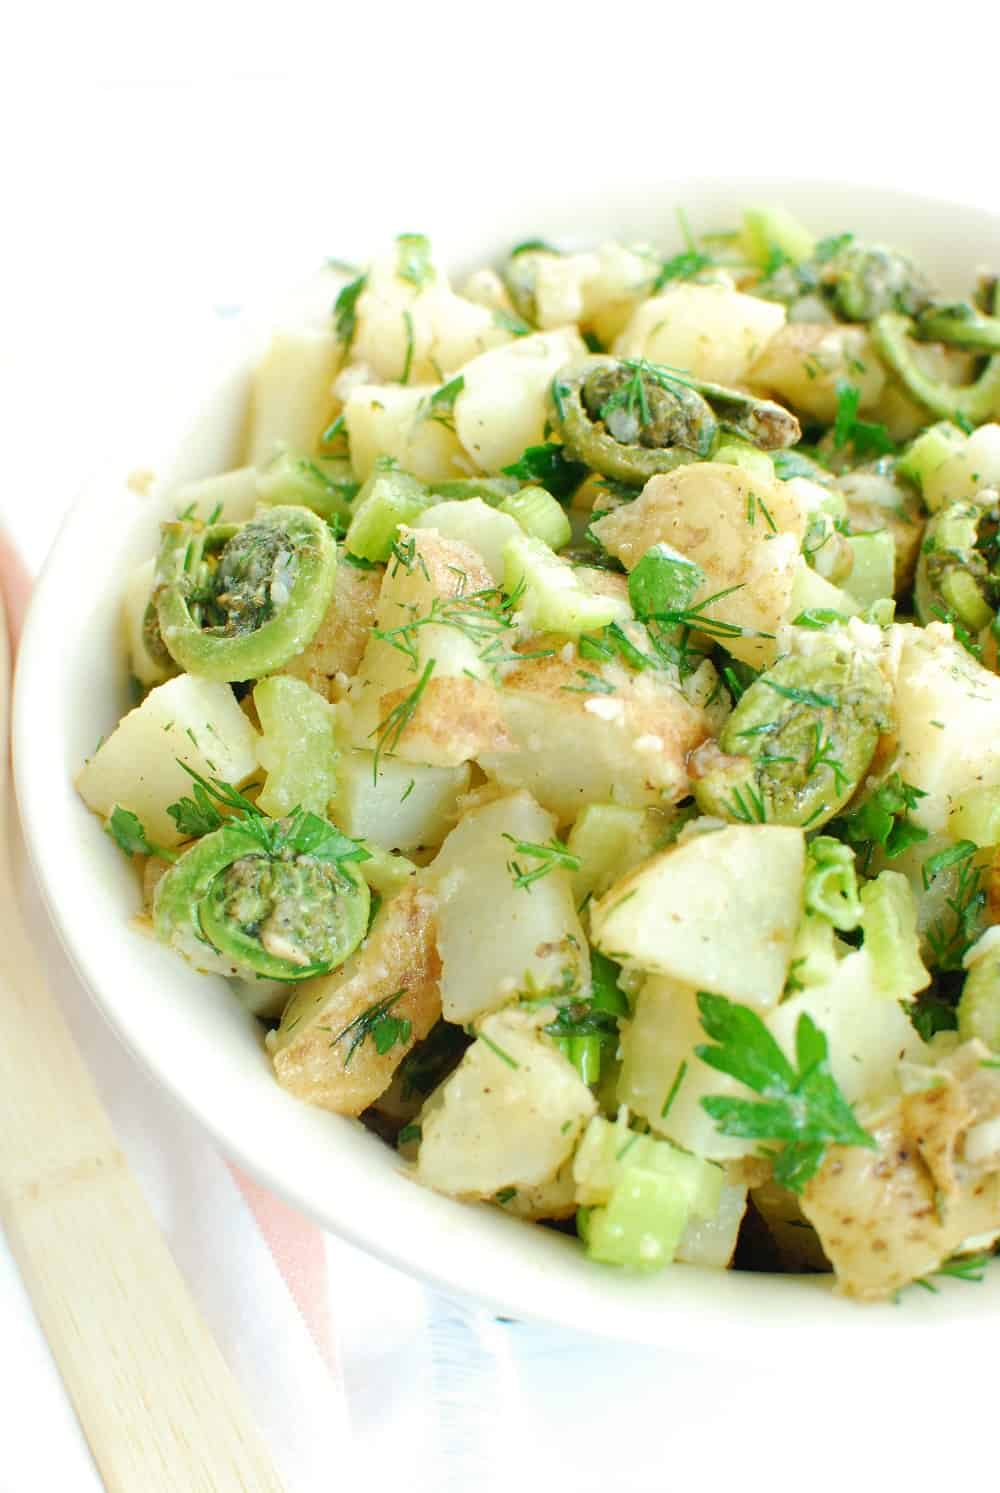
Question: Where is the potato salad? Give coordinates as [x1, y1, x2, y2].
[80, 208, 1000, 1299]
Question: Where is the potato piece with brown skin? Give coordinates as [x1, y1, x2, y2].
[348, 529, 512, 767]
[280, 561, 382, 701]
[749, 323, 885, 423]
[800, 1041, 1000, 1299]
[591, 463, 806, 668]
[478, 638, 708, 823]
[267, 884, 441, 1115]
[495, 1164, 577, 1222]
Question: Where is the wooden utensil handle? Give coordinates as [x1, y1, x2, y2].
[0, 878, 286, 1493]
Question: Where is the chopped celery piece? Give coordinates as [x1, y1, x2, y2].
[253, 675, 339, 818]
[583, 1167, 691, 1268]
[948, 785, 1000, 847]
[742, 207, 815, 268]
[503, 533, 631, 636]
[553, 1033, 603, 1085]
[567, 803, 664, 905]
[804, 835, 862, 931]
[845, 531, 895, 608]
[256, 447, 359, 523]
[431, 476, 519, 505]
[860, 870, 929, 1001]
[788, 557, 860, 620]
[941, 568, 994, 631]
[896, 421, 965, 502]
[574, 1114, 724, 1270]
[498, 486, 572, 550]
[573, 1115, 722, 1215]
[357, 844, 417, 898]
[788, 910, 839, 989]
[959, 937, 1000, 1050]
[713, 439, 775, 482]
[345, 462, 430, 562]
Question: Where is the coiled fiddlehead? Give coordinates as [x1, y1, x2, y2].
[550, 357, 799, 485]
[154, 805, 370, 980]
[154, 505, 338, 681]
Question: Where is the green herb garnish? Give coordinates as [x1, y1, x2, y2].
[696, 992, 876, 1193]
[503, 833, 581, 890]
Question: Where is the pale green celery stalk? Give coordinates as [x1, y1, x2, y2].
[503, 533, 631, 636]
[256, 447, 359, 522]
[498, 486, 572, 550]
[845, 532, 895, 609]
[860, 871, 928, 1000]
[254, 675, 339, 818]
[345, 463, 431, 562]
[804, 836, 862, 931]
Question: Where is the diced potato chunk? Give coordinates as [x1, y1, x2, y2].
[894, 622, 1000, 831]
[507, 244, 658, 343]
[614, 283, 785, 386]
[76, 675, 259, 846]
[280, 560, 382, 701]
[426, 789, 589, 1023]
[331, 750, 470, 853]
[348, 529, 510, 767]
[246, 328, 342, 464]
[592, 463, 806, 668]
[749, 323, 885, 423]
[351, 248, 512, 384]
[416, 1010, 597, 1197]
[454, 329, 588, 473]
[675, 1184, 748, 1267]
[583, 243, 661, 345]
[801, 1042, 1000, 1299]
[343, 383, 469, 483]
[478, 645, 707, 824]
[766, 946, 925, 1104]
[267, 884, 441, 1115]
[567, 803, 672, 905]
[618, 976, 753, 1161]
[591, 825, 805, 1007]
[494, 1164, 578, 1221]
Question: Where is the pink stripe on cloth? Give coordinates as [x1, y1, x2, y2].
[228, 1165, 337, 1375]
[1, 528, 336, 1374]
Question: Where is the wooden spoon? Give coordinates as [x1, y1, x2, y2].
[0, 587, 285, 1491]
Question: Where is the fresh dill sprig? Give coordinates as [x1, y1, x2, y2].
[726, 784, 768, 824]
[421, 374, 465, 429]
[332, 989, 410, 1068]
[805, 723, 849, 792]
[333, 274, 366, 345]
[373, 589, 515, 675]
[371, 658, 436, 778]
[502, 833, 581, 891]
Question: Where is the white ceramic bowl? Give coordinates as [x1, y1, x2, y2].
[16, 179, 1000, 1353]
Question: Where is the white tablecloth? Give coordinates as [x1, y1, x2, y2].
[3, 18, 1000, 1488]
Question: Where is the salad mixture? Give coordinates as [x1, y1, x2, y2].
[80, 207, 1000, 1300]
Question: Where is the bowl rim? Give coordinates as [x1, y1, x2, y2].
[15, 175, 1000, 1351]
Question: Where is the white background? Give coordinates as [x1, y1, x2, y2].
[3, 5, 1000, 1488]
